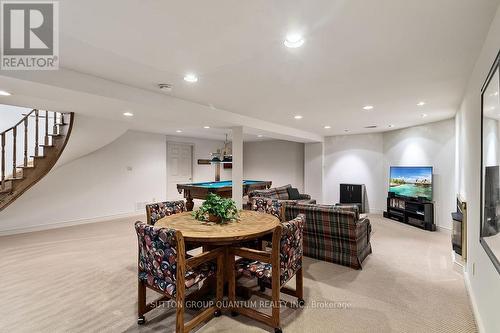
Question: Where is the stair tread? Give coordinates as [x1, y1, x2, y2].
[39, 144, 54, 147]
[16, 166, 35, 169]
[48, 134, 62, 137]
[30, 155, 46, 158]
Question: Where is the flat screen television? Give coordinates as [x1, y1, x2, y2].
[389, 166, 433, 201]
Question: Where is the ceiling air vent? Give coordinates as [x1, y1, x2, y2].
[364, 125, 378, 129]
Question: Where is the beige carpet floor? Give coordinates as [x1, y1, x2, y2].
[0, 215, 477, 333]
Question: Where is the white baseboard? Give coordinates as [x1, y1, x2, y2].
[464, 271, 485, 333]
[0, 211, 144, 236]
[437, 225, 451, 232]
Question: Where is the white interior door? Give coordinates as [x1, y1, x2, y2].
[167, 142, 193, 200]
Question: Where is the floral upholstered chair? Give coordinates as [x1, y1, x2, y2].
[228, 214, 306, 333]
[145, 200, 186, 226]
[134, 222, 223, 332]
[250, 197, 284, 221]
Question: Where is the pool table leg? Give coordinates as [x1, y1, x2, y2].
[186, 195, 194, 211]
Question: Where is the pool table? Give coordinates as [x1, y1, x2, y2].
[177, 180, 272, 211]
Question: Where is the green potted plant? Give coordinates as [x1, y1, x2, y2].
[192, 193, 240, 224]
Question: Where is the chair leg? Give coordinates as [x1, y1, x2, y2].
[228, 249, 237, 317]
[176, 285, 185, 333]
[137, 280, 146, 325]
[215, 253, 224, 317]
[271, 269, 281, 331]
[296, 267, 305, 306]
[258, 278, 266, 292]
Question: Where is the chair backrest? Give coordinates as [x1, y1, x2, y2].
[134, 221, 185, 295]
[248, 184, 292, 200]
[250, 197, 284, 221]
[277, 214, 305, 285]
[146, 200, 186, 225]
[283, 203, 359, 245]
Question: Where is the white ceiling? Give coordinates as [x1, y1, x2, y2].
[1, 0, 500, 140]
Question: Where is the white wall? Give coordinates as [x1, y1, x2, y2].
[0, 131, 306, 234]
[383, 120, 456, 229]
[0, 104, 28, 129]
[304, 142, 324, 203]
[317, 119, 456, 228]
[244, 140, 304, 191]
[455, 4, 500, 332]
[323, 134, 385, 212]
[0, 130, 167, 233]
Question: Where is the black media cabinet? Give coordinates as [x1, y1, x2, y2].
[383, 195, 436, 231]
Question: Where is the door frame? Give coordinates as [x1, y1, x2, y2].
[166, 141, 194, 200]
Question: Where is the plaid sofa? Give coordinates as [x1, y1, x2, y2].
[247, 184, 316, 208]
[284, 203, 372, 270]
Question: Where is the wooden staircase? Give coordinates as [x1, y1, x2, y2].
[0, 110, 74, 212]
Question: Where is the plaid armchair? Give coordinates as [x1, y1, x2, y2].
[284, 203, 372, 270]
[247, 184, 316, 208]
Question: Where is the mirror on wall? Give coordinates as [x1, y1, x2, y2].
[481, 51, 500, 273]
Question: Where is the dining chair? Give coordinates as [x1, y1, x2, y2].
[145, 200, 186, 225]
[249, 197, 284, 221]
[134, 221, 224, 333]
[249, 197, 285, 251]
[228, 214, 306, 333]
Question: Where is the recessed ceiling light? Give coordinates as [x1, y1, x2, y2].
[0, 90, 11, 96]
[203, 126, 210, 129]
[184, 73, 198, 83]
[324, 125, 331, 129]
[257, 135, 264, 138]
[176, 130, 182, 133]
[421, 113, 428, 118]
[294, 115, 303, 119]
[158, 83, 173, 92]
[388, 124, 395, 128]
[363, 105, 374, 111]
[123, 112, 134, 117]
[417, 101, 426, 106]
[284, 33, 305, 48]
[490, 92, 499, 97]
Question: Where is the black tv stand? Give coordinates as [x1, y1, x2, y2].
[383, 195, 436, 231]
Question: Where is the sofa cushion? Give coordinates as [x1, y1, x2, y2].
[287, 187, 301, 200]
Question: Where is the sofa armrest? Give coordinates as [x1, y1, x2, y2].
[356, 217, 371, 243]
[298, 193, 311, 200]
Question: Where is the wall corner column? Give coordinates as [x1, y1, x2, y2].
[304, 141, 325, 204]
[232, 126, 243, 209]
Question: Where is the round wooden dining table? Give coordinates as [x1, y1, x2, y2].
[155, 210, 280, 245]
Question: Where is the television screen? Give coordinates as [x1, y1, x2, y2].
[389, 166, 433, 200]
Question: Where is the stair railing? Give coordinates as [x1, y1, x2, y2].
[0, 109, 63, 191]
